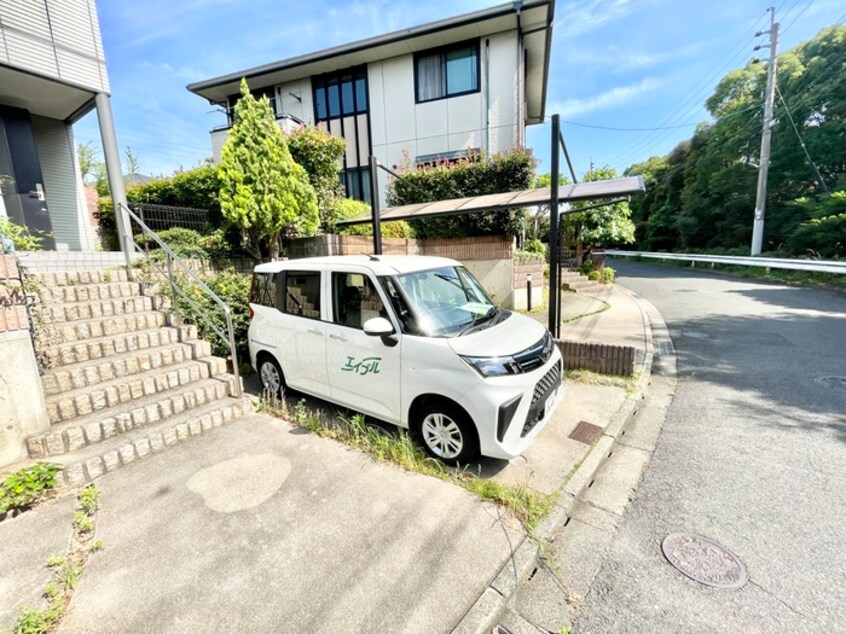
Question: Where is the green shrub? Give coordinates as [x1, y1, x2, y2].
[178, 270, 252, 358]
[386, 148, 536, 239]
[514, 249, 544, 262]
[579, 260, 595, 276]
[0, 217, 45, 252]
[588, 270, 601, 282]
[524, 238, 546, 258]
[287, 126, 347, 232]
[0, 463, 61, 515]
[603, 266, 616, 284]
[335, 198, 414, 239]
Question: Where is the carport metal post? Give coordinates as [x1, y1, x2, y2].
[548, 114, 561, 336]
[369, 155, 382, 255]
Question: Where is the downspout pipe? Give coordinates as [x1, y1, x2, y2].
[514, 0, 524, 146]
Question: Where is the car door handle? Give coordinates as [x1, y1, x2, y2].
[329, 333, 348, 342]
[307, 328, 323, 336]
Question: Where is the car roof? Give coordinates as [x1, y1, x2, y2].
[253, 254, 462, 276]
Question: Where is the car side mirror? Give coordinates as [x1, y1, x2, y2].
[363, 316, 394, 337]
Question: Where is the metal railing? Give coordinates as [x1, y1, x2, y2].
[120, 203, 242, 396]
[606, 250, 846, 275]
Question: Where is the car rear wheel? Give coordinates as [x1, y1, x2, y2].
[414, 401, 478, 464]
[258, 355, 284, 397]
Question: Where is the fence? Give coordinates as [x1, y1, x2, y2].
[130, 203, 210, 233]
[606, 250, 846, 275]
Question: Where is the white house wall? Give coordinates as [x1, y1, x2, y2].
[0, 0, 109, 93]
[368, 30, 521, 205]
[31, 115, 93, 251]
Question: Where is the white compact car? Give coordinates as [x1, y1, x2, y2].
[248, 255, 563, 462]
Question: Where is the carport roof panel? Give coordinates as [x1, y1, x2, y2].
[337, 176, 645, 225]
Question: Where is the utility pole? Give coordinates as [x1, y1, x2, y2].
[751, 7, 779, 256]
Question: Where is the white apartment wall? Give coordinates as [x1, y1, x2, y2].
[31, 115, 93, 251]
[275, 78, 315, 125]
[0, 0, 109, 93]
[369, 31, 521, 205]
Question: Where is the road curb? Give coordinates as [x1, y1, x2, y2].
[452, 284, 671, 634]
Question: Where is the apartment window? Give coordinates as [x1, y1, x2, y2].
[313, 67, 368, 121]
[340, 167, 372, 205]
[415, 41, 480, 103]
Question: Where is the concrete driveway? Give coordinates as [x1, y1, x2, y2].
[58, 413, 523, 634]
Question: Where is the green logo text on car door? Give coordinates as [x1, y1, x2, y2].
[341, 356, 382, 376]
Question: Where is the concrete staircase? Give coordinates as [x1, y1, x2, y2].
[25, 268, 251, 486]
[560, 269, 603, 293]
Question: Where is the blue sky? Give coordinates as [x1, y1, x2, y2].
[73, 0, 845, 180]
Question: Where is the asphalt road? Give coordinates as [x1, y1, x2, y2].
[575, 261, 846, 634]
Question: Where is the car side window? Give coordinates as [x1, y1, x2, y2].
[284, 271, 321, 319]
[332, 272, 386, 329]
[250, 272, 277, 308]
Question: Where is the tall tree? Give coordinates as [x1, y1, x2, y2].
[77, 142, 99, 184]
[124, 146, 141, 175]
[565, 166, 635, 256]
[218, 79, 318, 259]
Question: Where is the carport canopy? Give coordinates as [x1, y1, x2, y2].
[334, 175, 645, 226]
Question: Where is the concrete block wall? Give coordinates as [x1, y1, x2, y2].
[0, 256, 50, 467]
[555, 339, 636, 377]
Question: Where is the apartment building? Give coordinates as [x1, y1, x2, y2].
[188, 0, 555, 205]
[0, 0, 128, 252]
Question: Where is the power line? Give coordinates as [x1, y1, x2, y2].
[775, 82, 830, 192]
[602, 9, 773, 168]
[562, 120, 699, 132]
[781, 0, 816, 35]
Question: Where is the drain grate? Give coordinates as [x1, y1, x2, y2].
[662, 533, 747, 589]
[816, 376, 846, 393]
[569, 421, 604, 445]
[682, 331, 710, 339]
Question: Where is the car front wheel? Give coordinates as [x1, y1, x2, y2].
[414, 402, 478, 464]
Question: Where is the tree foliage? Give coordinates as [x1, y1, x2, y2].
[287, 126, 347, 232]
[567, 166, 635, 247]
[334, 198, 414, 238]
[386, 149, 536, 239]
[626, 24, 846, 257]
[218, 79, 318, 259]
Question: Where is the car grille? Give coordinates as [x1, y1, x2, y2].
[513, 332, 555, 372]
[531, 360, 562, 405]
[522, 360, 562, 437]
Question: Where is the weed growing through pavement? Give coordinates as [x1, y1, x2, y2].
[8, 486, 104, 634]
[260, 391, 554, 532]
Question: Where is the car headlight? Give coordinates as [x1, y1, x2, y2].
[461, 355, 522, 377]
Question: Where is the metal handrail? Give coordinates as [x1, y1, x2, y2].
[119, 203, 242, 396]
[606, 249, 846, 275]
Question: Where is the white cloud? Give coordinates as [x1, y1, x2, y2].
[555, 0, 664, 38]
[551, 78, 661, 118]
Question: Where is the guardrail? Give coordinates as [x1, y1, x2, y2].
[606, 250, 846, 275]
[121, 203, 242, 396]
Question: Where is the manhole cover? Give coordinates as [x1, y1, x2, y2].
[682, 331, 710, 339]
[816, 376, 846, 393]
[569, 421, 603, 445]
[662, 533, 747, 589]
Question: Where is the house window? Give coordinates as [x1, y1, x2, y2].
[415, 41, 480, 103]
[341, 167, 372, 205]
[313, 67, 368, 122]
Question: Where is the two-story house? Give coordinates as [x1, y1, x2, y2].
[188, 0, 554, 206]
[0, 0, 130, 254]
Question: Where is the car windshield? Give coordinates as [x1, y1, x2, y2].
[395, 266, 500, 337]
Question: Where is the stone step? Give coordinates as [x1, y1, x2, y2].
[41, 340, 214, 397]
[32, 295, 166, 324]
[54, 396, 253, 486]
[45, 358, 228, 424]
[27, 376, 238, 458]
[34, 269, 134, 287]
[33, 310, 168, 346]
[37, 281, 144, 304]
[37, 325, 198, 370]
